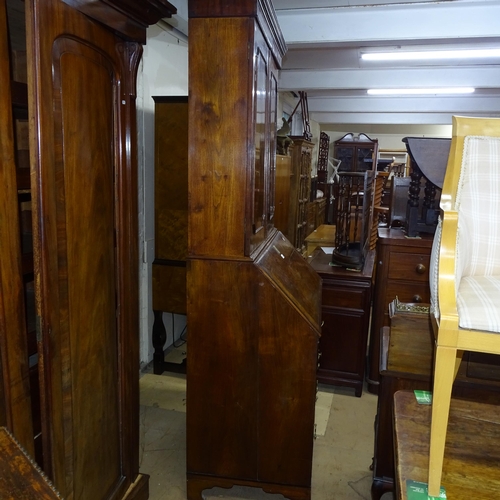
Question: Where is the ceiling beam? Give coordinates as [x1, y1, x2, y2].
[310, 111, 498, 126]
[307, 96, 500, 114]
[276, 1, 500, 46]
[280, 66, 500, 90]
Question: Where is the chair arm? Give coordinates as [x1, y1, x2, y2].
[438, 208, 459, 330]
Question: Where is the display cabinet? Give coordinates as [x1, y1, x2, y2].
[288, 138, 315, 254]
[0, 1, 176, 499]
[274, 153, 292, 239]
[186, 2, 322, 500]
[334, 132, 379, 173]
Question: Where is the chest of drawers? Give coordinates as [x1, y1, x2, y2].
[367, 228, 433, 394]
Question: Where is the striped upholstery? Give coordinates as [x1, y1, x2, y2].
[455, 136, 500, 333]
[458, 276, 500, 332]
[429, 218, 441, 320]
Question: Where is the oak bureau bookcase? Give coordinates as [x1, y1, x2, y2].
[186, 2, 322, 500]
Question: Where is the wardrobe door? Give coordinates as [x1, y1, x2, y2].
[27, 0, 142, 497]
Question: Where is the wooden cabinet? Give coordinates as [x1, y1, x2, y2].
[151, 96, 188, 374]
[334, 133, 379, 173]
[0, 0, 176, 498]
[274, 154, 292, 238]
[288, 138, 315, 253]
[372, 307, 500, 500]
[309, 249, 375, 397]
[367, 228, 433, 394]
[186, 2, 321, 500]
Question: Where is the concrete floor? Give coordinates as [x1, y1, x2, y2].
[139, 352, 393, 500]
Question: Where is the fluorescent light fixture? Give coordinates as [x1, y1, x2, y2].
[362, 48, 500, 61]
[367, 88, 475, 95]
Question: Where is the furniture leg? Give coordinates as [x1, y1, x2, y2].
[152, 310, 166, 375]
[427, 345, 458, 496]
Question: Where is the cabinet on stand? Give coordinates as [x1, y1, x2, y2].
[186, 2, 322, 500]
[288, 138, 315, 254]
[152, 96, 188, 375]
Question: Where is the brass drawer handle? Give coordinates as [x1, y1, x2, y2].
[415, 263, 426, 274]
[413, 294, 423, 303]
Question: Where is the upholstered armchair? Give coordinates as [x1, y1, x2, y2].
[428, 115, 500, 496]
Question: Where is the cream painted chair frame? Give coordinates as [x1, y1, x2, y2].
[428, 115, 500, 497]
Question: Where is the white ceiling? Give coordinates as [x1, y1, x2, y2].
[166, 0, 500, 129]
[273, 0, 500, 128]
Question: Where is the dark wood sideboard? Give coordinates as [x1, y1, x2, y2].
[309, 248, 375, 397]
[371, 306, 500, 500]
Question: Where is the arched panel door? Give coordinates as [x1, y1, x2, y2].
[26, 0, 174, 497]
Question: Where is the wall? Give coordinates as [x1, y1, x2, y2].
[137, 23, 188, 367]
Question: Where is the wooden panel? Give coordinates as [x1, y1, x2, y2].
[188, 18, 252, 258]
[152, 264, 186, 314]
[58, 42, 120, 498]
[186, 258, 318, 486]
[320, 309, 365, 376]
[28, 0, 143, 496]
[154, 97, 188, 262]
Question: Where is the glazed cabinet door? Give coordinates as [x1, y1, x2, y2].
[27, 0, 142, 497]
[250, 25, 280, 254]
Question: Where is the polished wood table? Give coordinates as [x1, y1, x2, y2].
[304, 224, 336, 256]
[394, 390, 500, 499]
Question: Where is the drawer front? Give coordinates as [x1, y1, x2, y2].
[388, 251, 430, 282]
[385, 280, 431, 305]
[322, 284, 368, 310]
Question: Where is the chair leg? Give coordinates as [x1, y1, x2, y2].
[427, 346, 461, 497]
